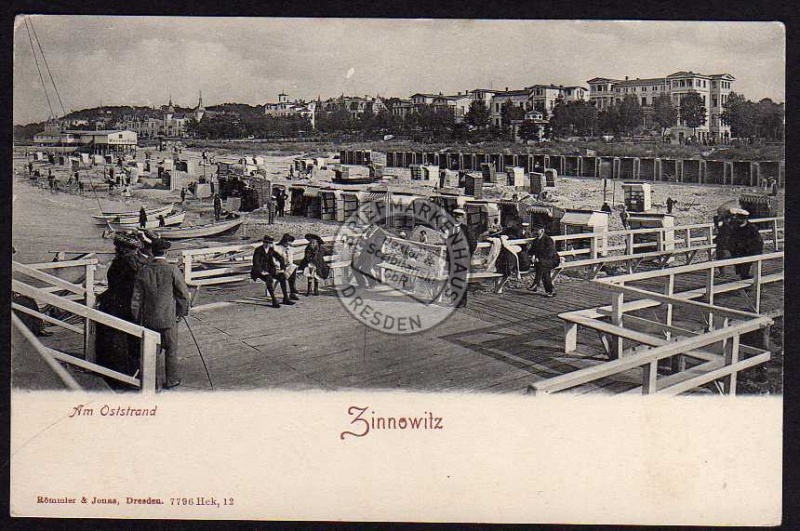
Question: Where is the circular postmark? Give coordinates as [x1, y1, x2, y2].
[334, 197, 470, 335]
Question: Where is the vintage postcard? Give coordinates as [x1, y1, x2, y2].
[10, 16, 784, 524]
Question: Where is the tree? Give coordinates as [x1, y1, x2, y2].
[618, 94, 644, 135]
[754, 98, 784, 141]
[720, 92, 751, 139]
[652, 92, 678, 138]
[597, 103, 620, 134]
[679, 90, 706, 137]
[516, 120, 541, 142]
[465, 99, 491, 129]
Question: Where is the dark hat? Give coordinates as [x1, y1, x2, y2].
[262, 234, 275, 243]
[114, 232, 142, 250]
[304, 233, 324, 243]
[151, 238, 171, 253]
[278, 233, 295, 245]
[532, 224, 546, 231]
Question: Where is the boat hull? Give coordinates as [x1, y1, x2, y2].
[107, 211, 186, 231]
[156, 217, 244, 240]
[92, 203, 174, 225]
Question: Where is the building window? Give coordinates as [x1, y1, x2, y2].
[642, 97, 647, 106]
[712, 96, 718, 107]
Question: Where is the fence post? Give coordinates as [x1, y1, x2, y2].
[564, 321, 578, 353]
[183, 251, 193, 285]
[140, 330, 159, 394]
[723, 334, 741, 395]
[589, 235, 598, 260]
[772, 219, 780, 251]
[642, 361, 658, 394]
[754, 258, 762, 313]
[83, 263, 97, 363]
[611, 291, 624, 359]
[703, 267, 715, 331]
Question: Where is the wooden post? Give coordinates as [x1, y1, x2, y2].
[83, 263, 97, 363]
[656, 230, 665, 252]
[183, 252, 193, 285]
[611, 291, 624, 359]
[589, 235, 598, 260]
[642, 361, 658, 394]
[564, 321, 578, 353]
[723, 334, 741, 395]
[754, 259, 762, 313]
[140, 330, 160, 394]
[772, 219, 780, 251]
[664, 274, 675, 340]
[704, 267, 715, 331]
[625, 233, 634, 255]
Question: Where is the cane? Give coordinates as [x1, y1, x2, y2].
[182, 316, 214, 391]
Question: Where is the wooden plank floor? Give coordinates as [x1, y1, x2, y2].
[23, 264, 783, 394]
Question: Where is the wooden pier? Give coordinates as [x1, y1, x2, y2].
[18, 255, 782, 395]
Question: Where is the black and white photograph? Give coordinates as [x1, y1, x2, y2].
[8, 15, 786, 524]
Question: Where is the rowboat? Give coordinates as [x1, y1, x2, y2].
[155, 214, 245, 240]
[106, 210, 186, 232]
[92, 203, 174, 225]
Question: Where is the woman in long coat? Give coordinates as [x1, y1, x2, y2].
[95, 232, 147, 379]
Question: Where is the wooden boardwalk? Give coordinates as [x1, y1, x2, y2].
[25, 260, 782, 394]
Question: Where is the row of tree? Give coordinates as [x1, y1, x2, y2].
[721, 93, 784, 141]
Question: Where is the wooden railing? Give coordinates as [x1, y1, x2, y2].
[528, 318, 772, 396]
[527, 252, 783, 396]
[471, 217, 782, 279]
[11, 260, 161, 393]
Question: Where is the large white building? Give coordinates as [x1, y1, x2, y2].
[33, 122, 138, 155]
[116, 94, 206, 138]
[587, 71, 734, 142]
[489, 85, 589, 127]
[264, 93, 317, 128]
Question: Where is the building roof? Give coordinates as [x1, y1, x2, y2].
[63, 129, 133, 135]
[616, 77, 666, 86]
[587, 77, 621, 84]
[496, 89, 533, 97]
[666, 71, 710, 79]
[708, 73, 736, 80]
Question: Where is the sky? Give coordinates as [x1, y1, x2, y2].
[13, 17, 786, 125]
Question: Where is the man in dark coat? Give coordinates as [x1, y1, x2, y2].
[600, 202, 612, 214]
[275, 190, 287, 217]
[213, 194, 222, 221]
[727, 208, 764, 280]
[131, 238, 191, 389]
[138, 206, 147, 228]
[447, 209, 477, 308]
[528, 225, 560, 297]
[666, 197, 676, 214]
[250, 235, 295, 308]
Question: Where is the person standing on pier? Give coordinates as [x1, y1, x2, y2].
[447, 209, 477, 308]
[180, 187, 186, 204]
[620, 205, 631, 229]
[727, 208, 764, 280]
[666, 197, 676, 214]
[528, 225, 560, 297]
[138, 206, 148, 229]
[131, 239, 191, 390]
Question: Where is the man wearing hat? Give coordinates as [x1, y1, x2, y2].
[447, 208, 477, 308]
[727, 208, 764, 280]
[131, 238, 191, 389]
[527, 225, 560, 297]
[250, 234, 298, 307]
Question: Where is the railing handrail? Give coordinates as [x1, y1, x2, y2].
[12, 278, 160, 341]
[595, 251, 783, 284]
[531, 316, 771, 394]
[12, 261, 88, 296]
[21, 257, 99, 270]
